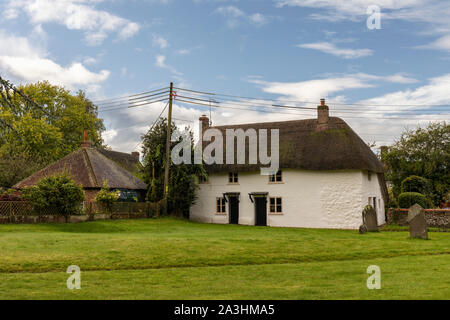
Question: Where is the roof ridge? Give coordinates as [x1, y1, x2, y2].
[211, 117, 346, 129]
[82, 148, 99, 187]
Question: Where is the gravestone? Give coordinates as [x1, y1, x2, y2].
[359, 205, 378, 233]
[408, 204, 428, 240]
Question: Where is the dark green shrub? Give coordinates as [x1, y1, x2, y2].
[398, 192, 429, 209]
[401, 176, 430, 194]
[22, 173, 85, 215]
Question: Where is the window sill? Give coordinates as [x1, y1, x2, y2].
[216, 213, 227, 216]
[269, 212, 284, 216]
[227, 183, 240, 185]
[268, 182, 284, 185]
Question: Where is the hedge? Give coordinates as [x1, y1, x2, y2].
[401, 176, 430, 194]
[398, 192, 429, 209]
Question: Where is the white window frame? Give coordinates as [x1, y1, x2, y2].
[269, 197, 283, 215]
[216, 197, 226, 215]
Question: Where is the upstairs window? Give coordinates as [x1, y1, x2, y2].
[216, 197, 226, 214]
[269, 171, 283, 183]
[270, 197, 283, 213]
[228, 172, 238, 184]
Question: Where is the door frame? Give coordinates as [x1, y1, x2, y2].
[249, 192, 269, 226]
[224, 193, 240, 225]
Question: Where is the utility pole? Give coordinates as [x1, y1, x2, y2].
[163, 82, 174, 215]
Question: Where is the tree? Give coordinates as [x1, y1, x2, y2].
[141, 118, 206, 217]
[0, 81, 105, 188]
[383, 122, 449, 207]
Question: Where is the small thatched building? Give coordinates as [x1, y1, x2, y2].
[190, 99, 388, 230]
[14, 143, 147, 203]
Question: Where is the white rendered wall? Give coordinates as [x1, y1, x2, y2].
[361, 172, 386, 226]
[190, 169, 386, 230]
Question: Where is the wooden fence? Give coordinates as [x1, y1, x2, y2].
[0, 201, 163, 222]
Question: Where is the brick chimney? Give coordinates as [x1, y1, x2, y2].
[317, 99, 329, 131]
[81, 130, 91, 148]
[199, 114, 210, 134]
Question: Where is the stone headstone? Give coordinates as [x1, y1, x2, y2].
[408, 204, 428, 239]
[360, 205, 379, 233]
[359, 225, 368, 234]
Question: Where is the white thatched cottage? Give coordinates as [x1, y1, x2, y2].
[190, 100, 388, 230]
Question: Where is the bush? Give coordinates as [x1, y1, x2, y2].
[398, 192, 429, 209]
[401, 176, 430, 195]
[22, 173, 85, 215]
[95, 180, 119, 212]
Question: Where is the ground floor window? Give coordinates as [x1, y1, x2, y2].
[270, 197, 282, 213]
[216, 197, 226, 214]
[368, 197, 377, 211]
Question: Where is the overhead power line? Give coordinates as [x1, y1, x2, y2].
[174, 97, 449, 121]
[174, 86, 450, 108]
[92, 87, 169, 105]
[176, 94, 450, 115]
[98, 98, 169, 113]
[0, 75, 50, 116]
[97, 90, 170, 108]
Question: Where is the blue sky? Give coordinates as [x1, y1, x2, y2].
[1, 0, 449, 152]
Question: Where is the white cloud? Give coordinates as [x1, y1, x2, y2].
[4, 0, 140, 45]
[298, 42, 373, 59]
[155, 55, 182, 76]
[215, 6, 269, 28]
[0, 30, 109, 90]
[177, 49, 191, 55]
[152, 34, 169, 49]
[424, 35, 450, 52]
[250, 72, 419, 102]
[276, 0, 450, 52]
[246, 72, 448, 147]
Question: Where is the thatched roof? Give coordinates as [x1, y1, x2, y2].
[97, 149, 141, 174]
[14, 148, 147, 190]
[204, 117, 385, 174]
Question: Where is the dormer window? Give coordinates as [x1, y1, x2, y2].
[269, 171, 283, 183]
[228, 172, 238, 184]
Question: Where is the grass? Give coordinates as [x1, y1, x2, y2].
[1, 218, 450, 300]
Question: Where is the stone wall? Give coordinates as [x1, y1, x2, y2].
[387, 209, 450, 227]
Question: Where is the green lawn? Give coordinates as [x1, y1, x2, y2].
[1, 218, 449, 300]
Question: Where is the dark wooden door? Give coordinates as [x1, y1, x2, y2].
[229, 197, 239, 224]
[255, 197, 267, 226]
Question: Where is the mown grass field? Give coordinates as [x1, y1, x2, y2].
[0, 218, 449, 300]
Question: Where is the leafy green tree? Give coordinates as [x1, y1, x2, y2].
[22, 173, 85, 215]
[383, 122, 449, 207]
[141, 118, 206, 217]
[0, 81, 105, 188]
